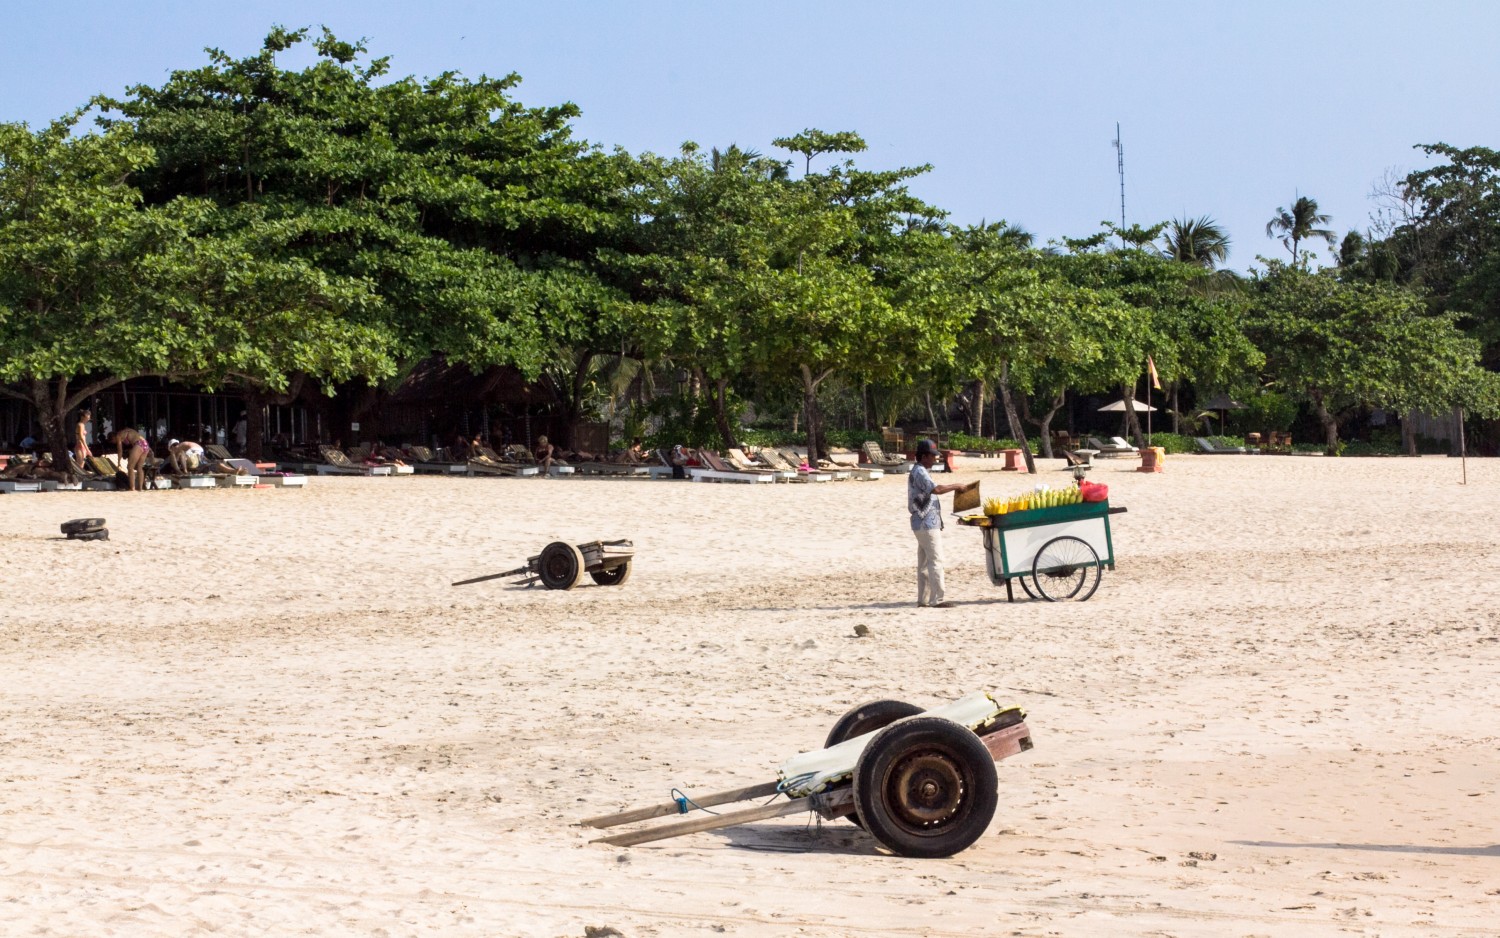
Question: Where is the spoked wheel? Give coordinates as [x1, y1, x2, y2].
[589, 560, 632, 587]
[1016, 575, 1038, 600]
[1031, 536, 1101, 602]
[537, 541, 585, 590]
[853, 716, 998, 858]
[824, 699, 925, 828]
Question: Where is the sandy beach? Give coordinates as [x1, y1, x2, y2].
[1, 455, 1497, 937]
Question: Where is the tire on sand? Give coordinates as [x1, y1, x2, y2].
[823, 699, 925, 828]
[588, 559, 632, 587]
[537, 541, 585, 590]
[852, 716, 998, 858]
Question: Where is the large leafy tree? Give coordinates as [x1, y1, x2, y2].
[0, 116, 381, 471]
[97, 28, 630, 449]
[1247, 262, 1496, 452]
[1265, 195, 1337, 263]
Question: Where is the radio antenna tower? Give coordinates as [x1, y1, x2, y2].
[1112, 123, 1126, 245]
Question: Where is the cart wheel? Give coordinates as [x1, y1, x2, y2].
[1016, 575, 1038, 600]
[852, 716, 998, 858]
[824, 698, 926, 829]
[537, 541, 585, 590]
[1031, 536, 1101, 602]
[589, 559, 632, 587]
[824, 699, 925, 750]
[60, 518, 106, 535]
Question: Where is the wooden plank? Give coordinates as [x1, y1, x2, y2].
[451, 565, 530, 587]
[980, 721, 1033, 761]
[592, 796, 810, 847]
[580, 780, 781, 829]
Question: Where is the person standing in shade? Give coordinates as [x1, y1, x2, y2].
[232, 411, 248, 454]
[908, 439, 971, 608]
[74, 409, 94, 469]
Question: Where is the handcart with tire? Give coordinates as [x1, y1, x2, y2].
[580, 692, 1032, 858]
[451, 539, 634, 590]
[957, 499, 1126, 602]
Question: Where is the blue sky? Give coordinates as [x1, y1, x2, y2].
[4, 1, 1498, 270]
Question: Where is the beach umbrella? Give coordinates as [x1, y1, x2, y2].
[1096, 399, 1157, 413]
[1199, 394, 1245, 431]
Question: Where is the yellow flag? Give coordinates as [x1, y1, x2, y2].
[1147, 355, 1162, 390]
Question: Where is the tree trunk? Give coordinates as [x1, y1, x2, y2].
[17, 375, 131, 482]
[711, 376, 738, 450]
[998, 362, 1036, 474]
[924, 391, 939, 436]
[1121, 383, 1146, 448]
[245, 389, 267, 460]
[800, 364, 830, 464]
[1400, 410, 1418, 456]
[1170, 383, 1180, 434]
[1035, 392, 1066, 459]
[1310, 391, 1339, 454]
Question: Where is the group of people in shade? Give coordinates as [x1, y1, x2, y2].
[448, 432, 649, 475]
[66, 408, 249, 492]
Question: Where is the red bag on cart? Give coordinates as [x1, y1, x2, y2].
[1079, 480, 1108, 502]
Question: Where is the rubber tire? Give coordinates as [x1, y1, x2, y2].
[1031, 535, 1101, 602]
[61, 518, 106, 535]
[67, 529, 109, 542]
[537, 541, 585, 590]
[589, 559, 632, 587]
[824, 699, 927, 830]
[824, 699, 925, 750]
[853, 716, 998, 858]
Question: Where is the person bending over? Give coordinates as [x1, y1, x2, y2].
[167, 439, 205, 474]
[112, 428, 151, 491]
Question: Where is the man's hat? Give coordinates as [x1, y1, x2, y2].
[915, 439, 939, 457]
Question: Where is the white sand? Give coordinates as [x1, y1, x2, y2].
[1, 455, 1496, 937]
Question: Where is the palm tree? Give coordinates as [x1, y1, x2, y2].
[1265, 195, 1336, 262]
[1161, 215, 1232, 268]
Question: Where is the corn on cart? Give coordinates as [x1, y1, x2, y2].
[957, 500, 1125, 602]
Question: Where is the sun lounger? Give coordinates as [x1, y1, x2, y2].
[688, 450, 776, 484]
[1087, 436, 1139, 458]
[1194, 437, 1247, 454]
[501, 444, 574, 476]
[860, 440, 910, 473]
[754, 448, 832, 482]
[317, 446, 394, 476]
[724, 448, 795, 481]
[465, 444, 540, 477]
[825, 450, 884, 481]
[404, 445, 469, 474]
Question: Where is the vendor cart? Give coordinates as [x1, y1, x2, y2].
[957, 500, 1125, 602]
[580, 691, 1033, 858]
[451, 539, 634, 590]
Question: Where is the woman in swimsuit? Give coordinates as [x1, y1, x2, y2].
[112, 428, 150, 491]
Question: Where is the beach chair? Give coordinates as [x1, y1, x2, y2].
[825, 450, 883, 481]
[724, 448, 794, 481]
[860, 440, 910, 473]
[317, 446, 394, 476]
[222, 457, 309, 487]
[1086, 436, 1139, 459]
[688, 450, 776, 484]
[1194, 437, 1246, 454]
[755, 447, 832, 482]
[405, 445, 470, 474]
[504, 443, 574, 477]
[467, 443, 539, 477]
